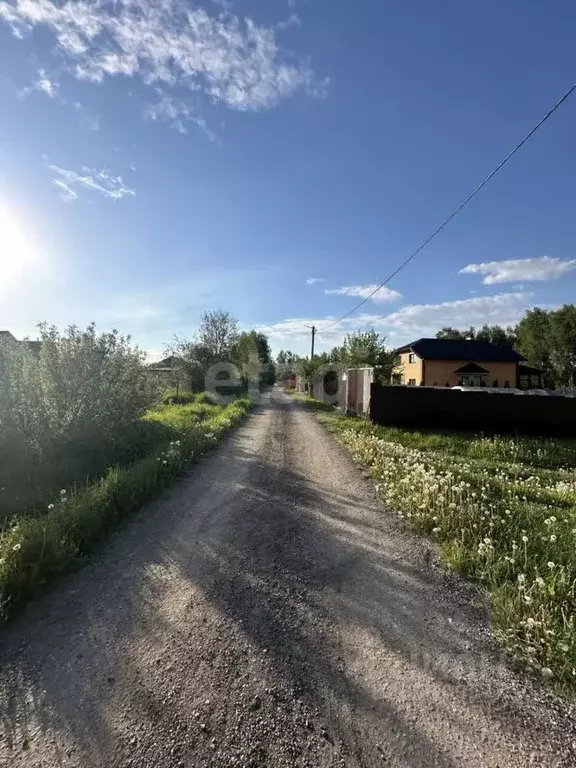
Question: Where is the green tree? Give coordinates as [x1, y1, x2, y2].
[474, 324, 517, 346]
[435, 327, 469, 340]
[516, 308, 555, 386]
[436, 324, 516, 346]
[549, 305, 576, 387]
[197, 309, 239, 364]
[169, 309, 240, 390]
[275, 349, 300, 382]
[339, 331, 398, 383]
[233, 331, 275, 388]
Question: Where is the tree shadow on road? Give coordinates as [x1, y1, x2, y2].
[0, 398, 568, 767]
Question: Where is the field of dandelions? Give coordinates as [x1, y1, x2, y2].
[317, 409, 576, 688]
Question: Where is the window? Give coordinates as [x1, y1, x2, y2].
[408, 353, 415, 364]
[408, 378, 416, 386]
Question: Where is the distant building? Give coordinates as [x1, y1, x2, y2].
[394, 338, 542, 389]
[147, 355, 179, 373]
[0, 330, 42, 355]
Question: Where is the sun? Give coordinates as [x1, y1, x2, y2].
[0, 207, 35, 281]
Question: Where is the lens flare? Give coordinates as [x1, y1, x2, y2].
[0, 207, 35, 283]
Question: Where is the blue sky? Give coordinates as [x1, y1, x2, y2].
[0, 0, 575, 358]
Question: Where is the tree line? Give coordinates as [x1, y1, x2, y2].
[167, 309, 276, 391]
[275, 304, 576, 390]
[276, 330, 397, 384]
[435, 304, 576, 388]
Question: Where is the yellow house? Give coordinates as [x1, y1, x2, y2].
[394, 338, 526, 388]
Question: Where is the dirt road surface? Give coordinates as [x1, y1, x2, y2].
[1, 389, 575, 767]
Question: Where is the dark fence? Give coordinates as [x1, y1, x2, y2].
[370, 385, 576, 436]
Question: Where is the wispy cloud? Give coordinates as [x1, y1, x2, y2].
[305, 277, 325, 284]
[49, 165, 136, 202]
[276, 13, 301, 30]
[460, 256, 576, 284]
[0, 0, 326, 113]
[256, 316, 356, 347]
[19, 68, 59, 98]
[34, 68, 58, 97]
[381, 292, 532, 338]
[258, 292, 534, 352]
[325, 284, 402, 302]
[72, 101, 100, 131]
[144, 93, 216, 141]
[20, 71, 101, 129]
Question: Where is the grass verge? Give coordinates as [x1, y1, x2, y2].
[0, 397, 251, 622]
[292, 394, 576, 690]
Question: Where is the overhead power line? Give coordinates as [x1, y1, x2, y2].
[319, 82, 576, 333]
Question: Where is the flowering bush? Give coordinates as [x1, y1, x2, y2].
[320, 413, 576, 687]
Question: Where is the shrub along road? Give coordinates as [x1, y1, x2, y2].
[0, 389, 575, 767]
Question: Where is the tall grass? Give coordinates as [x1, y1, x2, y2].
[304, 401, 576, 689]
[0, 397, 251, 622]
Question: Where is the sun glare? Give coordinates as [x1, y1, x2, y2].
[0, 206, 35, 282]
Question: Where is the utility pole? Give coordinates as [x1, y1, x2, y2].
[310, 325, 316, 360]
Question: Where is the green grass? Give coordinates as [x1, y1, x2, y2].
[0, 397, 252, 622]
[289, 392, 336, 412]
[0, 392, 234, 525]
[161, 389, 216, 405]
[293, 395, 576, 690]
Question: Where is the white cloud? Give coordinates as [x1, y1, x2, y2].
[19, 68, 59, 98]
[256, 316, 358, 350]
[258, 292, 535, 354]
[0, 0, 325, 112]
[305, 277, 325, 284]
[276, 13, 301, 30]
[460, 256, 576, 285]
[325, 284, 402, 303]
[49, 165, 136, 201]
[381, 292, 532, 339]
[144, 93, 216, 141]
[34, 68, 58, 97]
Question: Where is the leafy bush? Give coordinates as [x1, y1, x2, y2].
[1, 324, 156, 448]
[161, 390, 220, 406]
[0, 324, 159, 522]
[0, 397, 251, 621]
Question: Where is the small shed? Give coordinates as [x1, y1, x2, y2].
[518, 364, 543, 390]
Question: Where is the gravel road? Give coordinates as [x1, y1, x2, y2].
[0, 388, 575, 768]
